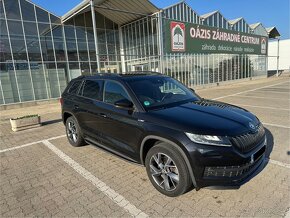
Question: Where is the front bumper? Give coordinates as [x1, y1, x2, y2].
[186, 136, 267, 189]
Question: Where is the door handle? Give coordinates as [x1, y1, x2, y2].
[100, 113, 107, 118]
[74, 104, 79, 109]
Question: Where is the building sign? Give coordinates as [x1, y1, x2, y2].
[165, 19, 268, 55]
[171, 22, 186, 51]
[260, 37, 267, 54]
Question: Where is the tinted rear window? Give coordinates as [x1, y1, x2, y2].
[81, 80, 103, 100]
[68, 80, 82, 94]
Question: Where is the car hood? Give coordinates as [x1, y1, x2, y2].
[145, 99, 260, 136]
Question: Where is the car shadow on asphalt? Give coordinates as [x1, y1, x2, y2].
[250, 127, 274, 179]
[41, 119, 62, 126]
[264, 128, 274, 159]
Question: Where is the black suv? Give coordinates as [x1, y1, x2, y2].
[61, 72, 266, 197]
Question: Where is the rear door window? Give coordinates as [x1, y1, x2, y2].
[81, 80, 103, 100]
[68, 80, 82, 95]
[104, 81, 131, 104]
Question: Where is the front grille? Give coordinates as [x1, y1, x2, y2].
[231, 124, 265, 153]
[203, 146, 265, 178]
[204, 163, 256, 178]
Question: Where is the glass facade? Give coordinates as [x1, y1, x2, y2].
[0, 0, 121, 104]
[63, 11, 121, 78]
[0, 0, 269, 105]
[0, 0, 66, 104]
[121, 15, 159, 72]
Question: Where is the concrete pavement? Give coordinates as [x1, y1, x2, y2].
[1, 75, 289, 217]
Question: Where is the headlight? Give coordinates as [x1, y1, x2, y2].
[185, 133, 232, 147]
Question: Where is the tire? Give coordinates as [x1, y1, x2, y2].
[65, 116, 86, 147]
[145, 142, 192, 197]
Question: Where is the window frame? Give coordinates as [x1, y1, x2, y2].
[79, 79, 104, 101]
[103, 80, 134, 107]
[67, 80, 83, 95]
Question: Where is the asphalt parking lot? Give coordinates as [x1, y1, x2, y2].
[0, 75, 289, 217]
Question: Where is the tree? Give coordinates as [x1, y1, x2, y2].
[174, 26, 183, 43]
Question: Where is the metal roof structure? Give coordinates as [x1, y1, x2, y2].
[200, 10, 219, 19]
[62, 0, 92, 22]
[249, 22, 262, 29]
[162, 0, 186, 10]
[249, 22, 268, 36]
[228, 17, 243, 25]
[266, 27, 281, 38]
[162, 1, 200, 24]
[228, 17, 250, 33]
[62, 0, 159, 25]
[200, 10, 229, 29]
[60, 0, 279, 38]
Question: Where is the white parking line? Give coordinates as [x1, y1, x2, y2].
[1, 135, 289, 183]
[0, 135, 66, 153]
[213, 81, 290, 100]
[285, 207, 290, 218]
[42, 140, 148, 218]
[275, 86, 290, 89]
[268, 159, 290, 169]
[0, 141, 42, 153]
[263, 123, 290, 129]
[252, 90, 290, 94]
[235, 104, 290, 111]
[233, 95, 290, 101]
[259, 87, 290, 90]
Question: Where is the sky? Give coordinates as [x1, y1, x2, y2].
[32, 0, 290, 39]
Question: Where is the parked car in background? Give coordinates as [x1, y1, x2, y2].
[60, 72, 266, 197]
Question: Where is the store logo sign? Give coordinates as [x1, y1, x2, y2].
[261, 37, 267, 54]
[171, 22, 185, 52]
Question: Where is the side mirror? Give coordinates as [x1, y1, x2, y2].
[114, 99, 134, 109]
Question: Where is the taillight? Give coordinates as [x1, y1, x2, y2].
[59, 97, 63, 105]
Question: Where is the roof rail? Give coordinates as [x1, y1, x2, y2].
[75, 71, 163, 79]
[121, 71, 162, 75]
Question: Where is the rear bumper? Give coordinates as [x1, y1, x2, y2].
[186, 136, 267, 189]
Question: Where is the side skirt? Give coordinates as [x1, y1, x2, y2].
[84, 137, 142, 166]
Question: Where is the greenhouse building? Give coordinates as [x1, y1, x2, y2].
[0, 0, 280, 105]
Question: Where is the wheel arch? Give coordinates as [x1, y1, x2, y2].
[140, 135, 197, 188]
[62, 111, 74, 124]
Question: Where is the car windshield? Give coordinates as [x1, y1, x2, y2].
[126, 76, 200, 110]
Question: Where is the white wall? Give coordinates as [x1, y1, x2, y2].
[268, 39, 290, 71]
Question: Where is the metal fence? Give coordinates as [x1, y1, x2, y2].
[160, 54, 267, 88]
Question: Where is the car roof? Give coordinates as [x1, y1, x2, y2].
[75, 71, 167, 81]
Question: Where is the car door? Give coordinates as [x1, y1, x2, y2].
[64, 80, 84, 126]
[96, 80, 144, 161]
[76, 79, 105, 143]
